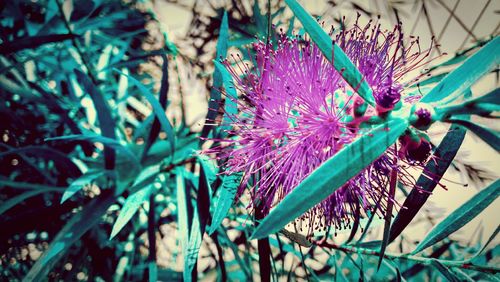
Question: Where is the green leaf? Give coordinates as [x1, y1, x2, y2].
[436, 88, 500, 118]
[389, 124, 467, 243]
[469, 87, 500, 105]
[148, 262, 158, 282]
[285, 0, 375, 106]
[410, 72, 447, 88]
[471, 225, 499, 259]
[420, 36, 500, 104]
[196, 154, 218, 186]
[24, 192, 116, 281]
[142, 54, 170, 161]
[430, 260, 461, 282]
[0, 188, 60, 216]
[251, 118, 408, 239]
[61, 170, 106, 204]
[46, 134, 140, 166]
[184, 159, 212, 281]
[113, 69, 176, 157]
[208, 171, 242, 235]
[75, 69, 117, 170]
[413, 179, 500, 254]
[213, 60, 238, 136]
[175, 168, 191, 280]
[201, 11, 229, 140]
[0, 145, 81, 178]
[447, 118, 500, 151]
[378, 168, 397, 270]
[0, 34, 77, 55]
[110, 185, 154, 239]
[0, 180, 65, 191]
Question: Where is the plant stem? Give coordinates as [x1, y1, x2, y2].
[147, 193, 156, 263]
[317, 241, 500, 274]
[211, 232, 227, 282]
[255, 207, 271, 282]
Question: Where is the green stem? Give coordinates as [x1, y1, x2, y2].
[318, 241, 499, 274]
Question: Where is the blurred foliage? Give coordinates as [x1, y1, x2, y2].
[0, 0, 499, 281]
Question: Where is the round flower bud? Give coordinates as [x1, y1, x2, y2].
[406, 140, 432, 164]
[410, 103, 435, 130]
[374, 80, 402, 112]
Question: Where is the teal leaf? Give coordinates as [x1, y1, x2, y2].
[208, 171, 242, 235]
[0, 34, 77, 55]
[113, 69, 176, 156]
[251, 118, 408, 239]
[0, 188, 60, 216]
[213, 60, 238, 136]
[412, 179, 500, 254]
[201, 11, 229, 140]
[148, 262, 158, 282]
[0, 145, 81, 178]
[471, 225, 499, 259]
[175, 168, 191, 280]
[75, 69, 116, 170]
[378, 168, 397, 270]
[142, 54, 170, 160]
[184, 159, 212, 281]
[436, 87, 500, 118]
[430, 260, 462, 282]
[420, 36, 500, 104]
[110, 185, 154, 239]
[285, 0, 375, 106]
[25, 193, 116, 281]
[447, 118, 500, 151]
[389, 124, 467, 243]
[61, 170, 106, 204]
[46, 134, 140, 167]
[410, 72, 447, 88]
[469, 87, 500, 105]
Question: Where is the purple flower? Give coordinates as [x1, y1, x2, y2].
[207, 19, 435, 236]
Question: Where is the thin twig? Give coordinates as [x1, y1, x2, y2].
[459, 0, 491, 49]
[317, 241, 500, 274]
[55, 0, 98, 85]
[434, 0, 479, 42]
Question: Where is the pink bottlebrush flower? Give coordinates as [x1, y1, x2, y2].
[207, 17, 436, 237]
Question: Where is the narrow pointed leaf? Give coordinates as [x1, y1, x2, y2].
[75, 69, 116, 169]
[208, 172, 242, 235]
[201, 11, 229, 140]
[471, 225, 500, 259]
[251, 118, 408, 239]
[61, 170, 106, 203]
[430, 260, 461, 282]
[436, 87, 500, 117]
[175, 169, 191, 280]
[142, 54, 170, 160]
[447, 118, 500, 151]
[110, 185, 154, 239]
[46, 134, 140, 166]
[378, 167, 397, 270]
[285, 0, 375, 106]
[113, 69, 175, 156]
[412, 179, 500, 254]
[420, 36, 500, 104]
[184, 161, 211, 281]
[0, 34, 77, 55]
[213, 60, 238, 136]
[24, 192, 116, 281]
[0, 188, 60, 216]
[389, 125, 466, 242]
